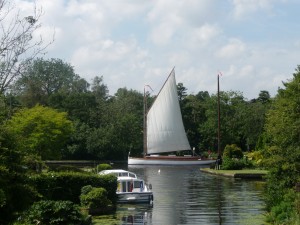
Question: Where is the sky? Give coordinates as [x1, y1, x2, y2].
[15, 0, 300, 99]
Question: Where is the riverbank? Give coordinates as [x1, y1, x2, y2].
[200, 168, 268, 179]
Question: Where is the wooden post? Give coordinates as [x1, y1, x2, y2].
[217, 75, 221, 156]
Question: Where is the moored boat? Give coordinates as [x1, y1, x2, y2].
[99, 169, 153, 204]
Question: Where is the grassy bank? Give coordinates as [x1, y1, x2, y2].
[201, 168, 268, 179]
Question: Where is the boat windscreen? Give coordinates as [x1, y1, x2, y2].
[134, 180, 143, 188]
[129, 173, 136, 178]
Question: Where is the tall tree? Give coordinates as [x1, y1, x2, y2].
[263, 66, 300, 182]
[107, 88, 144, 158]
[181, 92, 209, 154]
[177, 82, 188, 102]
[242, 101, 268, 150]
[6, 105, 73, 160]
[91, 76, 109, 100]
[0, 125, 38, 224]
[13, 58, 76, 106]
[257, 90, 271, 104]
[0, 0, 53, 94]
[262, 66, 300, 223]
[198, 91, 249, 152]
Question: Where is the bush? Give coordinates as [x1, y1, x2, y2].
[266, 190, 300, 225]
[246, 151, 264, 167]
[0, 178, 40, 224]
[30, 172, 117, 204]
[81, 185, 93, 196]
[223, 144, 243, 159]
[221, 157, 254, 170]
[80, 187, 112, 214]
[221, 157, 244, 170]
[17, 200, 91, 225]
[95, 163, 112, 173]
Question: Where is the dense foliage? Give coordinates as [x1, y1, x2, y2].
[80, 186, 113, 215]
[223, 144, 243, 159]
[0, 125, 39, 223]
[260, 66, 300, 224]
[31, 172, 117, 204]
[5, 105, 73, 160]
[16, 200, 91, 225]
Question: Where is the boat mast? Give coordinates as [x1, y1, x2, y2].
[143, 85, 152, 156]
[143, 86, 147, 156]
[217, 73, 221, 156]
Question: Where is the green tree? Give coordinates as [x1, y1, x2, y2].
[257, 90, 271, 104]
[64, 121, 93, 159]
[0, 126, 38, 224]
[181, 92, 209, 153]
[6, 105, 73, 160]
[91, 76, 109, 100]
[262, 66, 300, 223]
[177, 82, 188, 102]
[13, 58, 77, 106]
[242, 99, 270, 150]
[198, 91, 247, 153]
[107, 88, 144, 158]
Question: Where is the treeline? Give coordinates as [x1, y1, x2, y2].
[0, 57, 272, 161]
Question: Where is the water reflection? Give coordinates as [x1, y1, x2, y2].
[117, 204, 153, 225]
[111, 165, 266, 225]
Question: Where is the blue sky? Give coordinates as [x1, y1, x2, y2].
[17, 0, 300, 99]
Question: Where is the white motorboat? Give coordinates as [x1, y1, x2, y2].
[99, 169, 153, 204]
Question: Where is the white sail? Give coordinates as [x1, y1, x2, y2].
[146, 69, 191, 154]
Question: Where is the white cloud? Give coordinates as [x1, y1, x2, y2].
[149, 22, 177, 45]
[71, 38, 141, 67]
[5, 0, 299, 99]
[147, 0, 217, 45]
[231, 0, 274, 19]
[193, 24, 221, 42]
[216, 39, 246, 59]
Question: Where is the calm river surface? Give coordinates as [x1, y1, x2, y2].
[98, 165, 266, 225]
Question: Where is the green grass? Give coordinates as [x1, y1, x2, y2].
[92, 215, 120, 225]
[201, 168, 268, 175]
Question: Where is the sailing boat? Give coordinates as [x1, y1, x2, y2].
[128, 69, 215, 165]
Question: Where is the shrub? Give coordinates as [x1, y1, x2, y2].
[0, 189, 5, 207]
[81, 185, 93, 196]
[221, 157, 254, 170]
[266, 190, 300, 225]
[221, 157, 244, 170]
[246, 151, 264, 167]
[80, 186, 112, 214]
[30, 172, 117, 204]
[95, 163, 112, 173]
[17, 200, 91, 225]
[223, 144, 243, 159]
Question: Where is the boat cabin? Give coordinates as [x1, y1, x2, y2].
[99, 169, 153, 204]
[117, 177, 146, 193]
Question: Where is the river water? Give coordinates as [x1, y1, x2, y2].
[97, 165, 266, 225]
